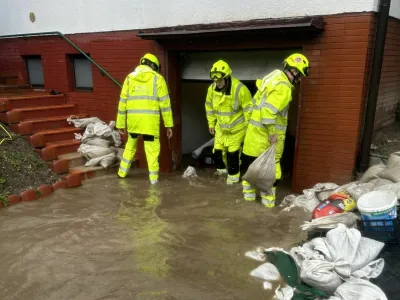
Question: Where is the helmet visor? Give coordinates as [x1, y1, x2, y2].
[210, 71, 225, 81]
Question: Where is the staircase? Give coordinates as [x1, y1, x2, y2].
[0, 86, 121, 182]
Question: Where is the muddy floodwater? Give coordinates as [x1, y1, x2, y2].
[0, 170, 309, 300]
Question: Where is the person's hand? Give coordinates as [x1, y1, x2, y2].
[167, 128, 173, 139]
[209, 128, 215, 135]
[269, 134, 278, 144]
[118, 128, 126, 135]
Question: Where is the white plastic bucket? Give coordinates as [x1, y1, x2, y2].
[358, 191, 398, 221]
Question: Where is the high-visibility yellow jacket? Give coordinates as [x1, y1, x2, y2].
[243, 70, 293, 157]
[116, 65, 173, 137]
[205, 77, 253, 133]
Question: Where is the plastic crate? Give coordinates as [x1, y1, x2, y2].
[357, 217, 400, 244]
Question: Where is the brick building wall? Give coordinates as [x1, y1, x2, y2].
[0, 12, 385, 191]
[374, 17, 400, 130]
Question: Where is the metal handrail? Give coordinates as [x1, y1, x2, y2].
[0, 31, 122, 88]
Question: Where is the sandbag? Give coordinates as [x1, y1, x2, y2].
[280, 194, 320, 214]
[301, 212, 359, 232]
[67, 116, 103, 128]
[78, 144, 114, 159]
[85, 153, 116, 168]
[347, 182, 374, 201]
[242, 145, 276, 191]
[377, 162, 400, 183]
[85, 137, 111, 147]
[300, 260, 346, 294]
[305, 183, 339, 202]
[330, 279, 387, 300]
[387, 151, 400, 168]
[369, 178, 394, 189]
[100, 152, 116, 168]
[374, 182, 400, 199]
[359, 164, 386, 183]
[250, 262, 282, 282]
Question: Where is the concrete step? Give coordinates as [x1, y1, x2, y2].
[49, 152, 87, 174]
[10, 113, 89, 135]
[0, 94, 65, 112]
[30, 127, 84, 148]
[69, 163, 120, 181]
[37, 139, 81, 161]
[0, 84, 32, 94]
[5, 104, 77, 124]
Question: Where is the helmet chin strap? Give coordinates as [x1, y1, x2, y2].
[286, 68, 301, 85]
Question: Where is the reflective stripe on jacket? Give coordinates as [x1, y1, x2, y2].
[205, 77, 253, 133]
[243, 69, 293, 157]
[116, 65, 173, 137]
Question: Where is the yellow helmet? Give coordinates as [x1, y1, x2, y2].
[283, 53, 310, 77]
[210, 60, 232, 81]
[140, 53, 160, 71]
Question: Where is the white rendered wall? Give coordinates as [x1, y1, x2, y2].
[0, 0, 379, 35]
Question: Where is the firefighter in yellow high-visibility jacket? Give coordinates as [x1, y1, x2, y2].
[116, 53, 174, 184]
[241, 53, 310, 207]
[205, 60, 253, 184]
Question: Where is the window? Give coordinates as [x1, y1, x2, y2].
[26, 56, 44, 87]
[71, 54, 93, 90]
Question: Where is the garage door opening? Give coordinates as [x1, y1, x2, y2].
[179, 49, 300, 182]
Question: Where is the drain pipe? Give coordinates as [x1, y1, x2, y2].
[359, 0, 391, 172]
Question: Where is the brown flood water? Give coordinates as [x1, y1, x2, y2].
[0, 169, 309, 300]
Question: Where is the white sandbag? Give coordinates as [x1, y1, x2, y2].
[92, 122, 113, 138]
[351, 258, 384, 280]
[300, 259, 347, 294]
[245, 250, 266, 262]
[333, 181, 360, 194]
[387, 151, 400, 168]
[324, 224, 384, 272]
[300, 212, 359, 231]
[111, 130, 122, 147]
[290, 239, 327, 267]
[377, 162, 400, 183]
[182, 166, 197, 178]
[369, 178, 394, 189]
[347, 182, 374, 201]
[330, 279, 387, 300]
[100, 153, 116, 168]
[374, 182, 400, 198]
[250, 263, 282, 282]
[67, 116, 103, 128]
[85, 137, 111, 147]
[242, 145, 276, 191]
[359, 164, 386, 183]
[274, 285, 295, 300]
[306, 183, 339, 201]
[192, 138, 215, 159]
[281, 194, 319, 213]
[78, 144, 114, 159]
[85, 153, 116, 168]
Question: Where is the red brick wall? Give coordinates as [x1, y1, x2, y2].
[293, 13, 374, 190]
[374, 17, 400, 130]
[0, 13, 380, 191]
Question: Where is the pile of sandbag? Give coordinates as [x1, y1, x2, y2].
[279, 151, 400, 231]
[67, 116, 123, 169]
[246, 224, 387, 300]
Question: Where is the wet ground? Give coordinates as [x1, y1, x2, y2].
[0, 170, 309, 300]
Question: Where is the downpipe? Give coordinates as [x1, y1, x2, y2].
[358, 0, 391, 173]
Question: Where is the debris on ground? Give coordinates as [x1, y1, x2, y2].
[182, 166, 197, 178]
[279, 150, 400, 231]
[68, 116, 123, 169]
[246, 224, 387, 299]
[0, 122, 60, 201]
